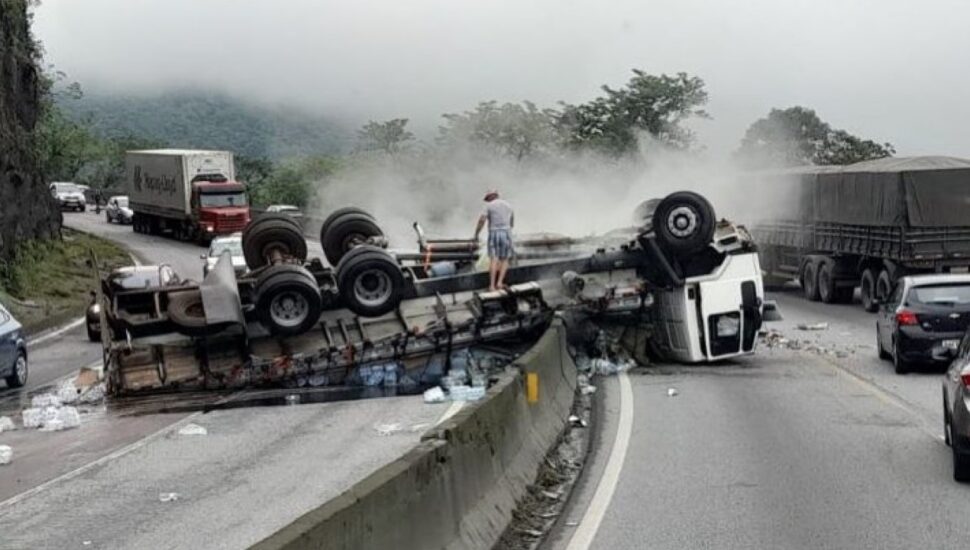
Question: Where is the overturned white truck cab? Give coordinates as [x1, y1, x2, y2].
[96, 191, 772, 395]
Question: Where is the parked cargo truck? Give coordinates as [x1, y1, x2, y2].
[127, 149, 250, 243]
[750, 156, 970, 312]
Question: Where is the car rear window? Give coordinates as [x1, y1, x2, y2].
[908, 283, 970, 306]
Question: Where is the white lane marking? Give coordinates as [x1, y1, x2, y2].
[435, 401, 465, 426]
[565, 371, 634, 550]
[0, 390, 241, 509]
[0, 412, 203, 509]
[27, 317, 85, 348]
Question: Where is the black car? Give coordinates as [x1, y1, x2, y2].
[876, 274, 970, 373]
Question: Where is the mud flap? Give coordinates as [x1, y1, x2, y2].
[200, 251, 245, 328]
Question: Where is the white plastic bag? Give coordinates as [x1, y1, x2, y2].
[0, 416, 15, 433]
[178, 423, 207, 436]
[0, 445, 11, 465]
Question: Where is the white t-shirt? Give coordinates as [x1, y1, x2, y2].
[482, 199, 514, 230]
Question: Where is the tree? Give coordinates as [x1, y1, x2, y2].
[356, 118, 414, 154]
[557, 71, 709, 156]
[735, 106, 894, 168]
[242, 155, 340, 208]
[438, 101, 560, 160]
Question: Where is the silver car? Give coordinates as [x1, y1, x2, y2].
[942, 328, 970, 481]
[0, 302, 27, 388]
[202, 233, 247, 277]
[50, 182, 87, 212]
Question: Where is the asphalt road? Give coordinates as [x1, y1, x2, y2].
[551, 290, 966, 550]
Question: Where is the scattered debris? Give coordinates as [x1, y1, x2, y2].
[39, 407, 81, 432]
[22, 404, 81, 431]
[178, 423, 208, 436]
[0, 445, 11, 465]
[796, 322, 829, 331]
[568, 414, 587, 428]
[158, 492, 180, 503]
[409, 422, 431, 432]
[56, 380, 79, 404]
[284, 394, 300, 406]
[374, 423, 404, 436]
[449, 385, 486, 402]
[0, 416, 15, 433]
[565, 521, 579, 527]
[78, 383, 106, 404]
[75, 366, 101, 389]
[423, 386, 447, 404]
[667, 388, 679, 397]
[82, 541, 93, 546]
[31, 394, 61, 408]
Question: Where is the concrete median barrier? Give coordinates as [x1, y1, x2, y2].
[251, 318, 578, 550]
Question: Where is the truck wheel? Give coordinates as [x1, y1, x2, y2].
[320, 207, 375, 241]
[243, 215, 308, 269]
[818, 261, 837, 303]
[860, 269, 878, 312]
[322, 212, 384, 266]
[255, 264, 323, 336]
[336, 246, 404, 317]
[167, 290, 226, 336]
[802, 260, 821, 301]
[651, 191, 715, 258]
[876, 269, 893, 304]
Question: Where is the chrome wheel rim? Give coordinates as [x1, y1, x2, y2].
[354, 269, 392, 307]
[269, 291, 309, 328]
[15, 355, 26, 384]
[667, 206, 698, 238]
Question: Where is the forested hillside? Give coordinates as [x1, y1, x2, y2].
[58, 90, 351, 160]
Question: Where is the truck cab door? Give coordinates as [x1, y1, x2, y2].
[698, 278, 747, 358]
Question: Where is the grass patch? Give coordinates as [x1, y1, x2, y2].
[0, 229, 131, 334]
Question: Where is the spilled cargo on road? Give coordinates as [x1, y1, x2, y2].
[92, 191, 775, 397]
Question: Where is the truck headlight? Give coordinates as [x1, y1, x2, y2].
[206, 225, 214, 232]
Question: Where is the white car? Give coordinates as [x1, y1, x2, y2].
[202, 233, 247, 276]
[50, 182, 86, 212]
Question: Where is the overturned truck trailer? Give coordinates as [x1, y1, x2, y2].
[97, 191, 771, 395]
[749, 156, 970, 311]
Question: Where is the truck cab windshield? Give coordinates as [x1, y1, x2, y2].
[200, 192, 248, 208]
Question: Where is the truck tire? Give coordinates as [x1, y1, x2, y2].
[802, 260, 820, 301]
[860, 269, 878, 312]
[255, 264, 323, 336]
[167, 290, 228, 336]
[651, 191, 715, 258]
[818, 261, 837, 303]
[320, 207, 375, 242]
[876, 269, 893, 304]
[242, 215, 308, 269]
[322, 213, 384, 267]
[336, 246, 405, 317]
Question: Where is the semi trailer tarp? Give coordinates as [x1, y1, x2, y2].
[750, 156, 970, 227]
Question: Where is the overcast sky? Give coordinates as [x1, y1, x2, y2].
[32, 0, 970, 158]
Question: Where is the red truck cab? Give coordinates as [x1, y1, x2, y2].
[192, 179, 251, 237]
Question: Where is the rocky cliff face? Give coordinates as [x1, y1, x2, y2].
[0, 0, 60, 261]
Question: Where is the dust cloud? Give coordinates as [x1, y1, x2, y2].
[309, 137, 760, 245]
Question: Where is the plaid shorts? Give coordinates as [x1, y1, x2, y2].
[487, 229, 514, 259]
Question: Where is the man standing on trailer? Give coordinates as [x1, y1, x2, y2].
[474, 189, 514, 291]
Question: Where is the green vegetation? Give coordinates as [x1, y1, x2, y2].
[0, 229, 131, 333]
[239, 154, 341, 208]
[59, 90, 348, 161]
[735, 106, 895, 168]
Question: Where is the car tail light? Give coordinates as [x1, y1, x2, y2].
[895, 310, 919, 326]
[961, 367, 970, 387]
